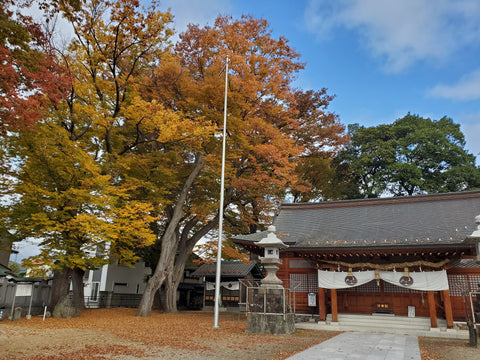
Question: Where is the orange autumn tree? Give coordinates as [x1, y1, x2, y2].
[0, 0, 70, 135]
[289, 89, 350, 202]
[0, 0, 71, 282]
[136, 15, 347, 316]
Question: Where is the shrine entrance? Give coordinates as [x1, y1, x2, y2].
[317, 269, 454, 328]
[335, 279, 433, 317]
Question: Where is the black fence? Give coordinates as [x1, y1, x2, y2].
[85, 292, 143, 309]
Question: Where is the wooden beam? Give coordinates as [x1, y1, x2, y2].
[318, 287, 326, 321]
[331, 289, 338, 323]
[428, 291, 438, 328]
[443, 289, 454, 328]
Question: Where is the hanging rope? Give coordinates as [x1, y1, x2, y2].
[317, 258, 449, 270]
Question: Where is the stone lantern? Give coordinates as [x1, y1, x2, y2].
[246, 225, 294, 334]
[254, 225, 288, 289]
[466, 214, 480, 264]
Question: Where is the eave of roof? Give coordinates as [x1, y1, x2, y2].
[190, 261, 261, 278]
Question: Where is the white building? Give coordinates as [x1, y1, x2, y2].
[83, 261, 152, 308]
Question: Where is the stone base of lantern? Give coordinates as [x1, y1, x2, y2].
[246, 313, 295, 334]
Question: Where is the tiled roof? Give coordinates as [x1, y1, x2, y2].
[190, 261, 262, 278]
[233, 191, 480, 250]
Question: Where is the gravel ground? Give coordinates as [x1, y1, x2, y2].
[0, 308, 478, 359]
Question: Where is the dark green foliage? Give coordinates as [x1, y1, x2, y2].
[335, 113, 480, 197]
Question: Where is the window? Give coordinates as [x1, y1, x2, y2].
[448, 275, 468, 296]
[289, 274, 318, 293]
[468, 275, 480, 293]
[90, 282, 100, 301]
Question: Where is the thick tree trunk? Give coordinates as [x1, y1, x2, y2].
[51, 266, 84, 318]
[71, 267, 85, 311]
[164, 269, 178, 313]
[163, 215, 221, 313]
[137, 154, 205, 317]
[137, 275, 162, 316]
[49, 266, 71, 313]
[164, 244, 192, 313]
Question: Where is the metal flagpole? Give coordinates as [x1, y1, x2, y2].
[214, 56, 229, 329]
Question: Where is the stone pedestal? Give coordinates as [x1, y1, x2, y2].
[52, 295, 79, 319]
[246, 313, 295, 334]
[260, 258, 283, 289]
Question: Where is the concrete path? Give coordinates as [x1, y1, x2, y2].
[286, 332, 421, 360]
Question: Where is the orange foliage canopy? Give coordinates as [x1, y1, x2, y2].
[144, 15, 348, 266]
[158, 15, 348, 232]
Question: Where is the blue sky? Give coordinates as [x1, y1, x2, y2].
[158, 0, 480, 164]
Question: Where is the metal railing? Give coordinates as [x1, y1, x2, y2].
[239, 279, 301, 316]
[467, 291, 480, 325]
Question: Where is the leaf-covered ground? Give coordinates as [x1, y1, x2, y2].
[1, 308, 339, 359]
[1, 308, 479, 359]
[418, 336, 479, 360]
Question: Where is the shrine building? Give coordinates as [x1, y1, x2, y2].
[232, 190, 480, 328]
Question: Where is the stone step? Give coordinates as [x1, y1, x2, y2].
[325, 313, 446, 330]
[296, 314, 467, 339]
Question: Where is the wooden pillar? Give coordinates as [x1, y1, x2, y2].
[428, 291, 438, 328]
[443, 289, 454, 328]
[331, 289, 338, 323]
[318, 287, 326, 321]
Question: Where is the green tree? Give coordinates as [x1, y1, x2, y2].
[336, 113, 480, 197]
[8, 261, 21, 276]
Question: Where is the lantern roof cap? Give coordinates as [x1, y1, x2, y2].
[467, 214, 480, 240]
[254, 226, 288, 249]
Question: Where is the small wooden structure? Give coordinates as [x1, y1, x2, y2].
[191, 261, 263, 310]
[234, 191, 480, 328]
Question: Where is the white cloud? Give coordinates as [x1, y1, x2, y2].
[304, 0, 480, 72]
[458, 113, 480, 166]
[160, 0, 233, 35]
[428, 70, 480, 101]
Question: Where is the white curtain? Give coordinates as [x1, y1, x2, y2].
[379, 270, 449, 291]
[205, 281, 240, 291]
[206, 282, 215, 291]
[317, 269, 449, 291]
[317, 270, 375, 289]
[221, 281, 240, 290]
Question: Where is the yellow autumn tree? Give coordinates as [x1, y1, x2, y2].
[2, 0, 206, 315]
[4, 120, 158, 312]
